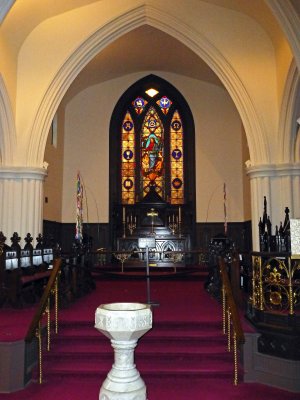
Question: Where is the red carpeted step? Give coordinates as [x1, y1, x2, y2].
[38, 278, 242, 393]
[44, 354, 234, 379]
[44, 318, 234, 381]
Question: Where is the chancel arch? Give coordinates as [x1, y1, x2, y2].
[25, 4, 268, 169]
[2, 2, 280, 245]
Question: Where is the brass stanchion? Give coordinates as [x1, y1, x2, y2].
[227, 309, 231, 352]
[222, 285, 226, 334]
[258, 257, 264, 311]
[36, 321, 43, 384]
[233, 332, 238, 386]
[55, 276, 59, 334]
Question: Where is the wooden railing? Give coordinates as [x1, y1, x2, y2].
[219, 256, 245, 385]
[25, 258, 62, 384]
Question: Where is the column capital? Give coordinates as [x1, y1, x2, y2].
[246, 163, 300, 178]
[0, 166, 47, 180]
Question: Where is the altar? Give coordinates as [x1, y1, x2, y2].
[111, 184, 194, 267]
[117, 235, 188, 267]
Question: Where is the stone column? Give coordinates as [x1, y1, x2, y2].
[0, 167, 47, 243]
[247, 163, 300, 250]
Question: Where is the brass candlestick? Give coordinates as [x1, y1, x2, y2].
[113, 252, 131, 273]
[122, 206, 126, 238]
[127, 214, 136, 235]
[168, 214, 178, 235]
[178, 206, 182, 238]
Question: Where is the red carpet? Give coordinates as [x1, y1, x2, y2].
[0, 273, 299, 399]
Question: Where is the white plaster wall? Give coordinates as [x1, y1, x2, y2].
[43, 110, 65, 222]
[61, 72, 248, 223]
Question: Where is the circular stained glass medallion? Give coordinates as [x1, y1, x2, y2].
[147, 116, 158, 131]
[123, 149, 133, 160]
[172, 149, 182, 160]
[123, 121, 133, 131]
[133, 97, 145, 109]
[123, 178, 133, 190]
[159, 96, 171, 109]
[171, 120, 182, 131]
[172, 178, 183, 189]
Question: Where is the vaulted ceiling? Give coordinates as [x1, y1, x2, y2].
[1, 0, 298, 101]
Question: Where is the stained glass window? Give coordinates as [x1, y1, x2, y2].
[140, 107, 164, 198]
[132, 97, 148, 114]
[120, 88, 185, 205]
[170, 110, 184, 204]
[156, 96, 172, 114]
[121, 111, 135, 204]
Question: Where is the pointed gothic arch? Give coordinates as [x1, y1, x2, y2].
[109, 74, 195, 210]
[27, 4, 268, 168]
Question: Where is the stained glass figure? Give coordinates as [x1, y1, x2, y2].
[132, 97, 148, 114]
[121, 111, 135, 204]
[141, 107, 164, 197]
[156, 96, 172, 115]
[170, 110, 184, 204]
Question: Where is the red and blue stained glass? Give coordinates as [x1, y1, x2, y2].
[121, 111, 135, 204]
[132, 97, 148, 114]
[156, 96, 172, 115]
[170, 110, 184, 204]
[141, 107, 164, 197]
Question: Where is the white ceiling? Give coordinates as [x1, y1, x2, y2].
[64, 25, 224, 103]
[2, 0, 297, 103]
[60, 0, 290, 102]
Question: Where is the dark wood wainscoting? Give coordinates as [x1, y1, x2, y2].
[43, 221, 111, 252]
[195, 221, 252, 252]
[43, 220, 252, 253]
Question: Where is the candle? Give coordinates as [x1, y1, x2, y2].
[172, 214, 174, 223]
[123, 206, 125, 222]
[179, 206, 181, 223]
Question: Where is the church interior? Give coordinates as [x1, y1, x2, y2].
[1, 1, 300, 399]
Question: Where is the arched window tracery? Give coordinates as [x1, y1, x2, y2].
[119, 84, 186, 205]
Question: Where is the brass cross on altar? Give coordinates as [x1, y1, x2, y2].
[147, 208, 158, 235]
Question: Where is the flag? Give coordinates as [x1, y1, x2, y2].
[75, 172, 83, 242]
[223, 182, 227, 235]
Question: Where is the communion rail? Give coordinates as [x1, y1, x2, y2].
[95, 248, 209, 272]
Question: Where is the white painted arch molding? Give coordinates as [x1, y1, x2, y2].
[28, 3, 268, 167]
[277, 60, 300, 163]
[0, 75, 16, 165]
[266, 0, 300, 73]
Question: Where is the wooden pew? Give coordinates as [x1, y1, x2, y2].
[2, 233, 55, 307]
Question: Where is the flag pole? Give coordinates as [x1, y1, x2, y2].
[223, 182, 227, 235]
[75, 172, 83, 243]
